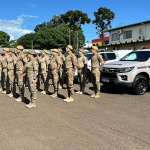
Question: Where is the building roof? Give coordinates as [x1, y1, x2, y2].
[105, 20, 150, 32]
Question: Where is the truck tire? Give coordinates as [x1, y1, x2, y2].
[133, 75, 148, 95]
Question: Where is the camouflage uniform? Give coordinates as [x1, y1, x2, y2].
[64, 45, 77, 102]
[0, 53, 3, 91]
[76, 49, 88, 94]
[91, 46, 104, 98]
[36, 54, 42, 91]
[1, 48, 9, 94]
[58, 49, 65, 89]
[49, 49, 61, 98]
[7, 48, 17, 97]
[40, 50, 50, 94]
[15, 45, 28, 102]
[25, 50, 38, 108]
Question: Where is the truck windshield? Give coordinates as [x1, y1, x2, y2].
[120, 51, 150, 61]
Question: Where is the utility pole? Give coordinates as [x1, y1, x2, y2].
[55, 15, 71, 45]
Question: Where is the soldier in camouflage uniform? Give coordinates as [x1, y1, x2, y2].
[1, 48, 9, 94]
[90, 46, 104, 98]
[49, 49, 61, 98]
[64, 45, 77, 103]
[76, 48, 88, 94]
[7, 48, 17, 98]
[15, 45, 28, 102]
[25, 50, 38, 108]
[36, 52, 42, 91]
[0, 52, 3, 91]
[40, 49, 50, 94]
[58, 49, 65, 89]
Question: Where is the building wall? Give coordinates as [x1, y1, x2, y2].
[105, 41, 150, 51]
[109, 22, 150, 45]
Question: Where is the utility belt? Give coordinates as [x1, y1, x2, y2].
[16, 69, 23, 71]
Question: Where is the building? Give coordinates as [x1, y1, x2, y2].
[105, 20, 150, 50]
[92, 34, 109, 47]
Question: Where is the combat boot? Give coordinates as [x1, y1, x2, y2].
[51, 93, 57, 98]
[7, 93, 13, 98]
[95, 93, 100, 98]
[76, 91, 80, 94]
[15, 97, 22, 102]
[25, 103, 36, 108]
[63, 97, 70, 102]
[64, 97, 74, 103]
[90, 94, 95, 98]
[2, 90, 6, 94]
[41, 91, 46, 94]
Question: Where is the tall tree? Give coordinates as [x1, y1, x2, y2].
[93, 7, 115, 45]
[0, 31, 10, 47]
[17, 33, 35, 49]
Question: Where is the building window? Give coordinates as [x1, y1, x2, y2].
[112, 33, 119, 41]
[123, 30, 132, 39]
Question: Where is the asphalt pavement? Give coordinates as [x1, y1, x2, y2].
[0, 83, 150, 150]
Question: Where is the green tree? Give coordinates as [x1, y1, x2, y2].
[0, 31, 10, 47]
[17, 33, 35, 49]
[92, 7, 115, 45]
[34, 22, 53, 32]
[33, 28, 67, 50]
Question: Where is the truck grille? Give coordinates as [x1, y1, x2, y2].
[101, 72, 117, 78]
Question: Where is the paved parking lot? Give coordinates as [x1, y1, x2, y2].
[0, 83, 150, 150]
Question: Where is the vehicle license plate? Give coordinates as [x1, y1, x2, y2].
[102, 78, 109, 82]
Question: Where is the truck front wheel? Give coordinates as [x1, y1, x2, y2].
[133, 75, 148, 95]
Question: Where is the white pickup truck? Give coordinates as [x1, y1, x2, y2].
[101, 49, 150, 95]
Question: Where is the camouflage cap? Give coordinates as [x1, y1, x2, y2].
[9, 48, 15, 53]
[28, 49, 36, 55]
[58, 48, 62, 52]
[92, 46, 98, 51]
[67, 45, 73, 50]
[16, 45, 24, 50]
[52, 49, 58, 53]
[79, 48, 84, 53]
[3, 48, 9, 52]
[43, 49, 48, 54]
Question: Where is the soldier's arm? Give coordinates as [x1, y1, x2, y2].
[72, 54, 77, 71]
[98, 54, 104, 69]
[33, 60, 38, 79]
[56, 56, 61, 70]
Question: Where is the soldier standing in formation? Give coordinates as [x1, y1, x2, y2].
[64, 45, 77, 103]
[15, 45, 27, 102]
[1, 48, 9, 94]
[76, 48, 88, 94]
[90, 46, 104, 99]
[40, 49, 50, 94]
[7, 48, 17, 97]
[49, 49, 61, 98]
[57, 49, 65, 89]
[25, 50, 38, 108]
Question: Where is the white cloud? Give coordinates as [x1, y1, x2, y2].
[27, 3, 36, 8]
[0, 14, 38, 40]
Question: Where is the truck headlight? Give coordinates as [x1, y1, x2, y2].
[118, 67, 134, 73]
